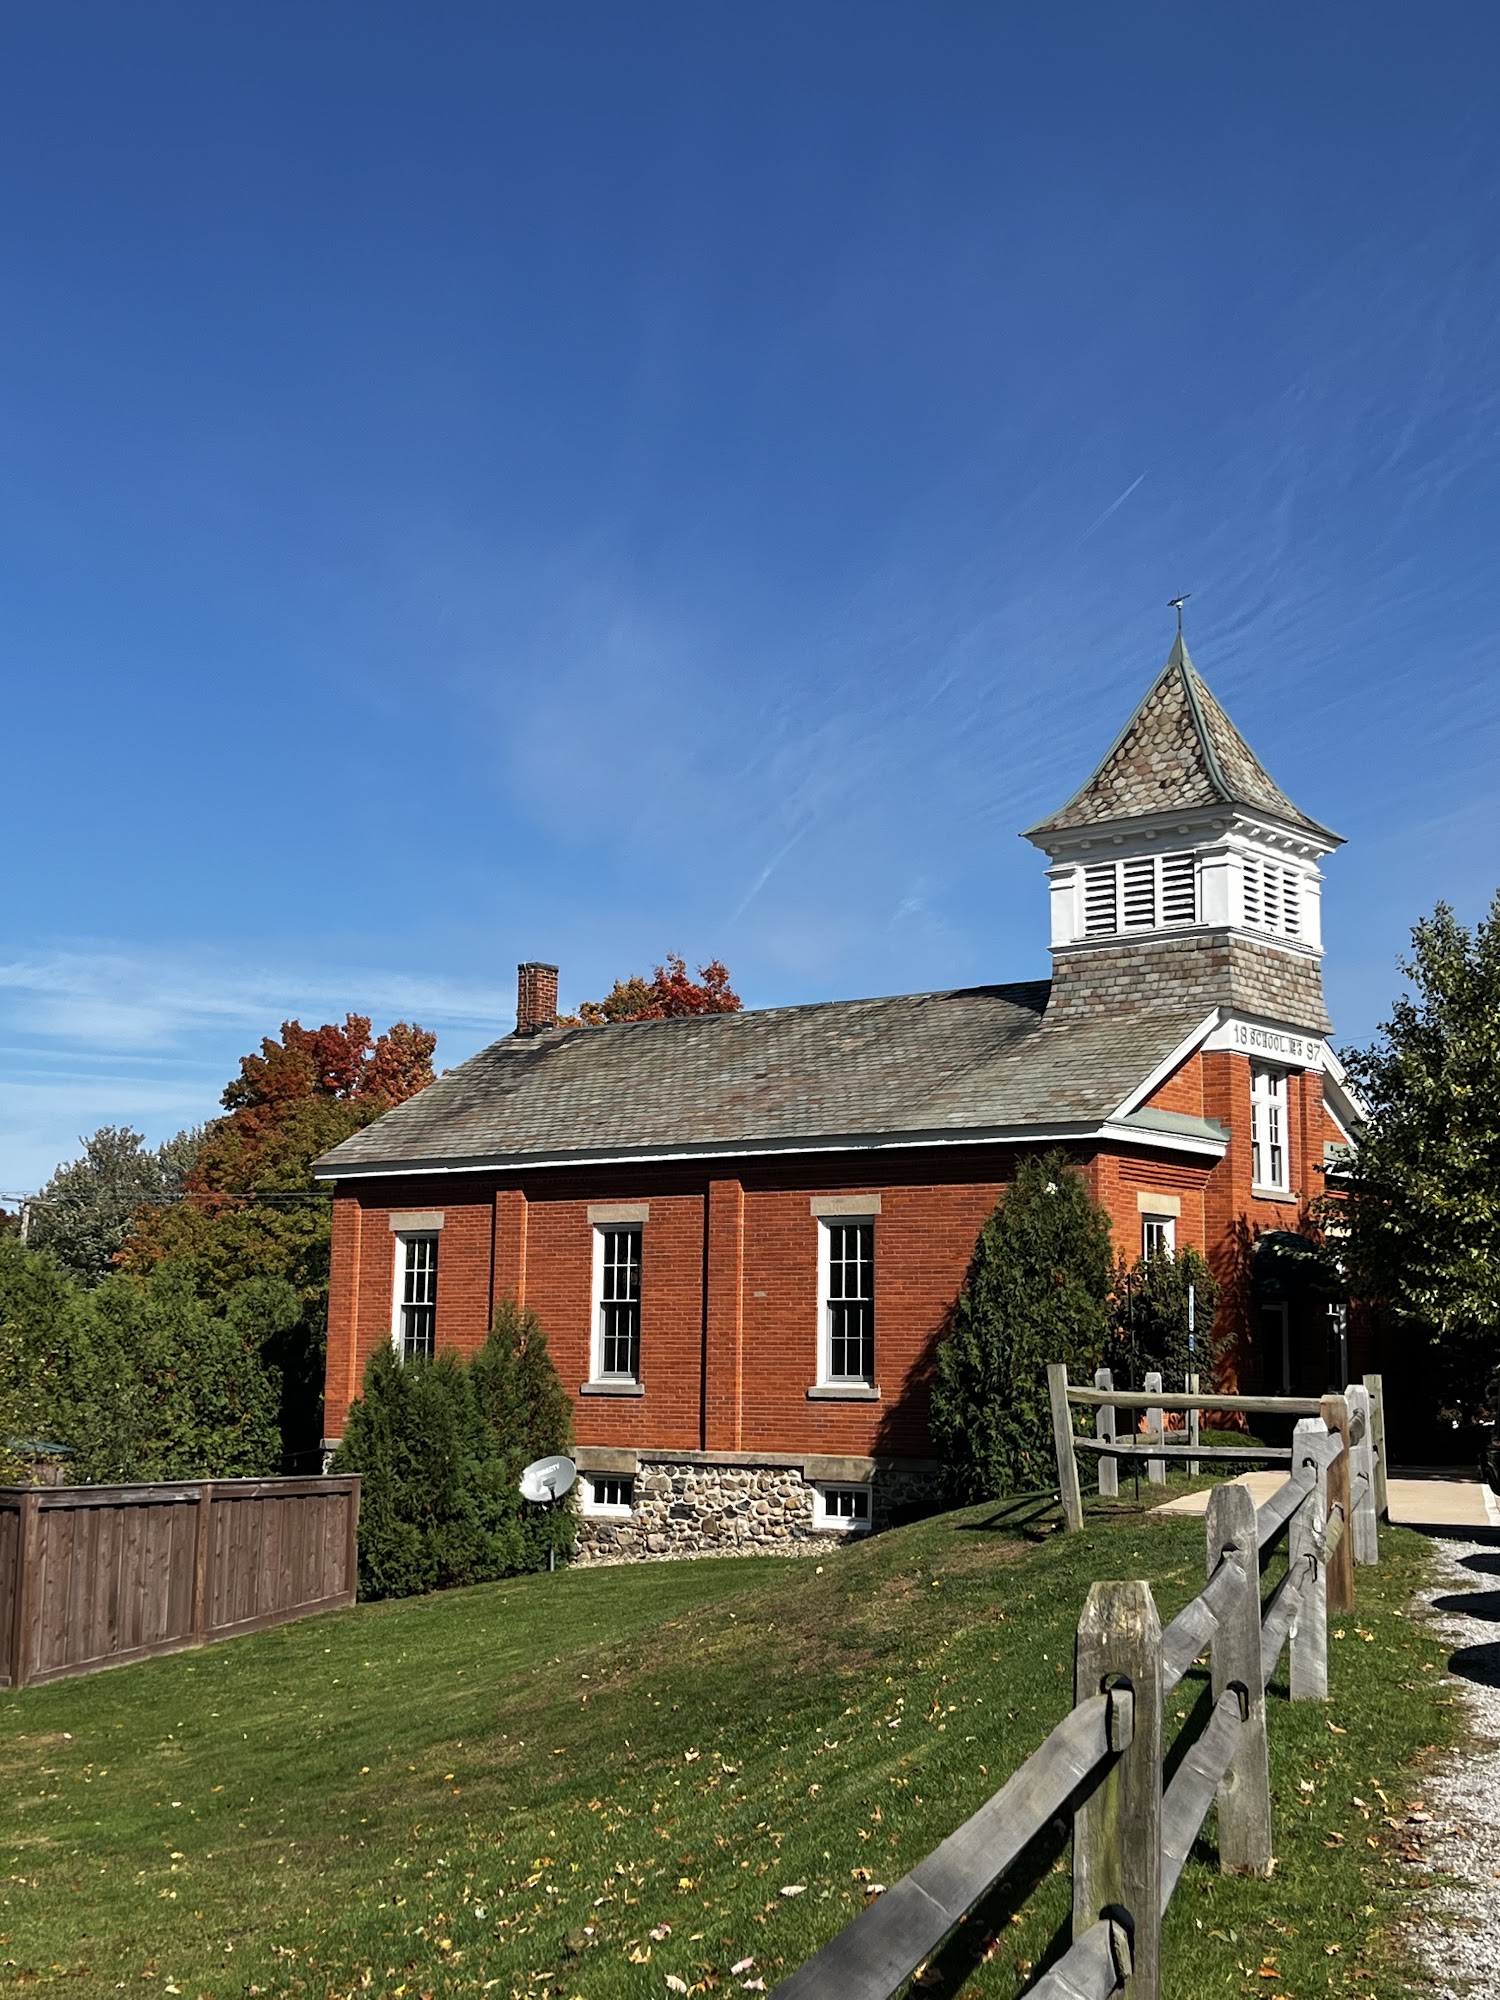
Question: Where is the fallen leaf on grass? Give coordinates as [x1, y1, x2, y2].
[650, 1924, 672, 1941]
[780, 1884, 806, 1898]
[732, 1959, 756, 1974]
[665, 1978, 689, 1995]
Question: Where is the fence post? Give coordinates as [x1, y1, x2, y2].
[1345, 1384, 1379, 1566]
[1048, 1364, 1084, 1532]
[1205, 1483, 1273, 1876]
[1095, 1367, 1118, 1500]
[1288, 1419, 1329, 1700]
[1186, 1370, 1201, 1479]
[1144, 1371, 1166, 1485]
[10, 1490, 42, 1689]
[1320, 1393, 1355, 1613]
[1074, 1579, 1162, 2000]
[191, 1482, 214, 1643]
[1363, 1372, 1390, 1520]
[342, 1477, 361, 1607]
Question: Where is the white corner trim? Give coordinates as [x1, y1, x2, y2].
[1136, 1191, 1181, 1217]
[1109, 1012, 1221, 1122]
[388, 1210, 445, 1232]
[587, 1202, 650, 1225]
[809, 1193, 882, 1217]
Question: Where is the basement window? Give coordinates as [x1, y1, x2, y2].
[581, 1474, 634, 1518]
[814, 1484, 872, 1531]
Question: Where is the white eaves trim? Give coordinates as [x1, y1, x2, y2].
[314, 1114, 1228, 1183]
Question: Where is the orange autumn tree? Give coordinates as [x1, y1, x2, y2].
[574, 954, 741, 1026]
[122, 1015, 436, 1467]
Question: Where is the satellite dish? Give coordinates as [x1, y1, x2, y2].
[520, 1454, 577, 1504]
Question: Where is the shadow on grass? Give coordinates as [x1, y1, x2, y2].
[953, 1492, 1065, 1542]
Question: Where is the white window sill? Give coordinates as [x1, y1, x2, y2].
[806, 1383, 881, 1402]
[812, 1518, 871, 1535]
[1251, 1187, 1296, 1204]
[580, 1380, 645, 1397]
[580, 1504, 634, 1520]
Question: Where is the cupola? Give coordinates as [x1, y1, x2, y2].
[1024, 635, 1343, 1034]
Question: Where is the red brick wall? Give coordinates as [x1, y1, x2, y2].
[321, 1051, 1350, 1448]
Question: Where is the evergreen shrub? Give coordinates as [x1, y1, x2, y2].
[334, 1296, 574, 1600]
[929, 1151, 1113, 1502]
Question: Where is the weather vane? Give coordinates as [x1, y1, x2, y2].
[1168, 593, 1190, 634]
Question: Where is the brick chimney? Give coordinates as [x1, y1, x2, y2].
[515, 961, 560, 1036]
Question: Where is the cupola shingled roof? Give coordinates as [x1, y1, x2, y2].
[1023, 635, 1341, 844]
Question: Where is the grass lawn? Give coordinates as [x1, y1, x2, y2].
[0, 1490, 1460, 2000]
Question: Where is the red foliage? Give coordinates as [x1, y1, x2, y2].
[577, 955, 742, 1026]
[222, 1016, 436, 1117]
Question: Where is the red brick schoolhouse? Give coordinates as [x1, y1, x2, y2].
[316, 636, 1361, 1557]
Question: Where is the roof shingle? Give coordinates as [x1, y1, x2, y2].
[1025, 636, 1339, 842]
[314, 980, 1216, 1175]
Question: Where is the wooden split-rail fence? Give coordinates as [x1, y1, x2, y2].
[0, 1476, 361, 1688]
[772, 1382, 1384, 2000]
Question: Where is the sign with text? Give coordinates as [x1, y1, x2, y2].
[1205, 1016, 1325, 1069]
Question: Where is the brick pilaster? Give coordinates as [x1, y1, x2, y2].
[325, 1197, 363, 1442]
[703, 1178, 745, 1451]
[493, 1188, 528, 1312]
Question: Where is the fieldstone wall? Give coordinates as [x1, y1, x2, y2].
[573, 1455, 945, 1564]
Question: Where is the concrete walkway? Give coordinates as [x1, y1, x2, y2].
[1153, 1467, 1500, 1530]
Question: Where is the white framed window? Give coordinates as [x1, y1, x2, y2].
[392, 1232, 438, 1361]
[819, 1218, 875, 1386]
[1141, 1213, 1176, 1261]
[813, 1483, 872, 1531]
[1241, 856, 1302, 939]
[1251, 1066, 1290, 1192]
[1082, 852, 1197, 937]
[580, 1473, 634, 1518]
[591, 1224, 642, 1382]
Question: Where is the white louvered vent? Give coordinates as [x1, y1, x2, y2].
[1160, 852, 1196, 926]
[1240, 854, 1306, 938]
[1122, 857, 1156, 928]
[1242, 856, 1264, 930]
[1084, 864, 1118, 935]
[1080, 852, 1197, 938]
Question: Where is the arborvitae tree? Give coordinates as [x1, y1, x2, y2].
[332, 1346, 520, 1601]
[471, 1298, 575, 1568]
[929, 1152, 1114, 1502]
[1104, 1247, 1221, 1392]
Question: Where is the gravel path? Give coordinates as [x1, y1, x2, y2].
[1404, 1531, 1500, 2000]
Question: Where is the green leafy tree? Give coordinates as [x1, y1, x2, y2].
[929, 1152, 1114, 1502]
[1338, 894, 1500, 1421]
[122, 1015, 436, 1468]
[27, 1125, 201, 1286]
[1105, 1247, 1221, 1392]
[0, 1238, 285, 1483]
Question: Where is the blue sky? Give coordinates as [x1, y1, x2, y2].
[3, 3, 1499, 1193]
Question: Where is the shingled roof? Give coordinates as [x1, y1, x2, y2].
[1025, 636, 1340, 843]
[314, 981, 1224, 1176]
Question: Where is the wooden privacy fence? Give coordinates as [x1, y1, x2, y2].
[0, 1476, 360, 1688]
[773, 1411, 1369, 2000]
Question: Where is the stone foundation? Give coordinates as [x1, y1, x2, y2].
[571, 1449, 944, 1564]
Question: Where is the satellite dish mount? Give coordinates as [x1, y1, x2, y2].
[519, 1454, 577, 1571]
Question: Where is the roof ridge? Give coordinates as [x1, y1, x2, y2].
[518, 978, 1054, 1043]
